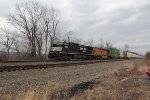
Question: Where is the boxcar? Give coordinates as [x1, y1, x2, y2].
[109, 48, 120, 58]
[119, 50, 128, 58]
[127, 51, 141, 58]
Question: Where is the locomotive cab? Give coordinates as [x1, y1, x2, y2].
[49, 43, 63, 52]
[48, 42, 64, 58]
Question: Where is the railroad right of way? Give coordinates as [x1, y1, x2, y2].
[0, 59, 140, 100]
[0, 59, 127, 72]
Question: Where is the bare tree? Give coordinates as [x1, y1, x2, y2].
[8, 1, 45, 59]
[49, 8, 59, 46]
[124, 44, 129, 51]
[41, 7, 50, 59]
[41, 7, 60, 59]
[36, 30, 43, 59]
[105, 41, 113, 49]
[83, 39, 94, 46]
[97, 38, 105, 49]
[0, 28, 14, 61]
[5, 0, 63, 60]
[62, 31, 73, 42]
[0, 34, 5, 61]
[11, 34, 25, 60]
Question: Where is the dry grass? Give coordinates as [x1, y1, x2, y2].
[0, 81, 62, 100]
[131, 59, 150, 75]
[72, 59, 150, 100]
[73, 76, 150, 100]
[122, 59, 149, 75]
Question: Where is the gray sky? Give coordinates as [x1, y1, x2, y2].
[0, 0, 150, 54]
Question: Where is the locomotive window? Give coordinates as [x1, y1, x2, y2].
[80, 47, 83, 50]
[65, 46, 68, 48]
[52, 44, 57, 47]
[52, 44, 63, 47]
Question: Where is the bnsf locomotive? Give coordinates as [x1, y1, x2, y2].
[48, 42, 141, 60]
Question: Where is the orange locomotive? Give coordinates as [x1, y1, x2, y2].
[92, 48, 108, 59]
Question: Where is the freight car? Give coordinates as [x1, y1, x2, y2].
[119, 50, 128, 59]
[108, 48, 120, 59]
[48, 42, 108, 60]
[126, 51, 141, 58]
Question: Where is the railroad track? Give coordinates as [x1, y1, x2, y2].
[0, 59, 127, 72]
[0, 59, 82, 63]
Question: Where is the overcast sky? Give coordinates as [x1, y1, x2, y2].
[0, 0, 150, 54]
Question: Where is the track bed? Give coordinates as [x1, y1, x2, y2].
[0, 59, 140, 100]
[0, 59, 127, 72]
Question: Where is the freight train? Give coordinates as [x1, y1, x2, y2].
[48, 42, 141, 60]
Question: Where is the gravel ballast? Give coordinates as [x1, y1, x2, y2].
[0, 59, 140, 99]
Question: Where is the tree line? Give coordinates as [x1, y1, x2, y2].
[0, 1, 114, 61]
